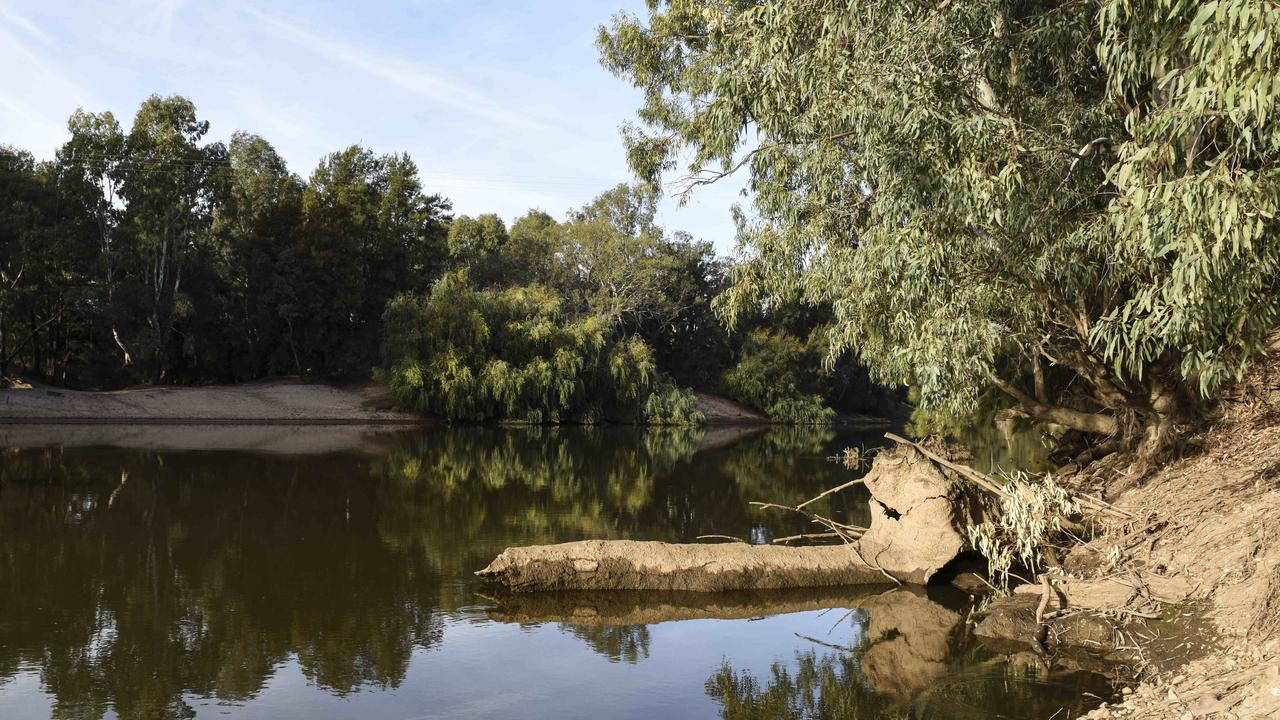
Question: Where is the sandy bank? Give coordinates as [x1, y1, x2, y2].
[0, 378, 426, 425]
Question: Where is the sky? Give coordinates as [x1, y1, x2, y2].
[0, 0, 747, 253]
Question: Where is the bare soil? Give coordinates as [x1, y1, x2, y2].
[1060, 356, 1280, 719]
[0, 378, 423, 425]
[694, 392, 769, 424]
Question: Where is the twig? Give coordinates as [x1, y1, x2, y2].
[796, 477, 865, 510]
[695, 534, 746, 543]
[884, 432, 1010, 498]
[772, 532, 846, 544]
[793, 632, 859, 653]
[1034, 574, 1052, 648]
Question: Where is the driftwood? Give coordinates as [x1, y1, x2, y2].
[477, 432, 1138, 594]
[481, 443, 989, 591]
[884, 432, 1134, 520]
[476, 539, 891, 592]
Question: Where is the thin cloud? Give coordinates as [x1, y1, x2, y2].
[0, 5, 57, 47]
[243, 7, 550, 133]
[0, 19, 97, 154]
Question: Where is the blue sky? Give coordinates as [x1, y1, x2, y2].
[0, 0, 746, 252]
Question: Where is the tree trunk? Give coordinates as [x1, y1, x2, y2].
[992, 377, 1119, 435]
[1132, 377, 1184, 467]
[1, 308, 8, 378]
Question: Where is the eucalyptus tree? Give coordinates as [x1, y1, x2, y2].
[298, 146, 450, 375]
[0, 148, 99, 381]
[446, 213, 511, 287]
[0, 148, 49, 378]
[116, 95, 226, 382]
[58, 110, 130, 366]
[600, 0, 1280, 460]
[211, 132, 304, 377]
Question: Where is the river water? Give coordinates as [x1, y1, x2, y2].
[0, 425, 1110, 719]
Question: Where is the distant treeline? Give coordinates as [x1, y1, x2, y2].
[0, 95, 896, 423]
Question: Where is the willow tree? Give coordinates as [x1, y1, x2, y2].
[600, 0, 1280, 460]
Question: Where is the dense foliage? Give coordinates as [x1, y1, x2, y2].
[383, 272, 703, 424]
[1, 96, 448, 384]
[601, 0, 1280, 456]
[381, 185, 721, 423]
[2, 95, 896, 424]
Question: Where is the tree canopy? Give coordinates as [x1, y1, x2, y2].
[600, 0, 1280, 456]
[1, 95, 451, 385]
[2, 94, 897, 425]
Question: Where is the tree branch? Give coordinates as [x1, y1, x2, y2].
[992, 376, 1118, 435]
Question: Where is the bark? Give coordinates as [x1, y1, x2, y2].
[1133, 376, 1184, 464]
[476, 539, 890, 592]
[992, 377, 1119, 435]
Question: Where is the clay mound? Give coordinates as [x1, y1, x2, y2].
[476, 539, 888, 592]
[855, 446, 987, 583]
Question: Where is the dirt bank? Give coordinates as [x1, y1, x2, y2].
[0, 423, 421, 455]
[1065, 420, 1280, 717]
[1040, 358, 1280, 719]
[693, 391, 893, 429]
[694, 392, 770, 424]
[0, 378, 425, 425]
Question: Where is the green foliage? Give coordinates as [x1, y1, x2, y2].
[4, 98, 893, 427]
[600, 0, 1280, 449]
[294, 145, 451, 376]
[722, 329, 836, 423]
[967, 472, 1081, 591]
[383, 272, 700, 424]
[377, 183, 733, 425]
[0, 96, 451, 386]
[642, 379, 706, 425]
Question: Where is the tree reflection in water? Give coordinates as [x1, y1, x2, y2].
[0, 427, 1108, 719]
[0, 425, 876, 718]
[704, 589, 1114, 720]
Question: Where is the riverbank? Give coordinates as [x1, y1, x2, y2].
[0, 378, 891, 430]
[0, 378, 425, 425]
[1059, 358, 1280, 719]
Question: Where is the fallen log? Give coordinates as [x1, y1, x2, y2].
[479, 444, 991, 591]
[476, 539, 890, 592]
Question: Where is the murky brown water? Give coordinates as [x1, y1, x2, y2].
[0, 425, 1113, 719]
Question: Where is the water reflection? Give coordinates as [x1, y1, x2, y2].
[0, 426, 1107, 719]
[706, 589, 1111, 720]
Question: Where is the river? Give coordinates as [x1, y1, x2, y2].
[0, 425, 1109, 719]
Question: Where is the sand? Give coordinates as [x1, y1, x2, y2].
[0, 378, 424, 424]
